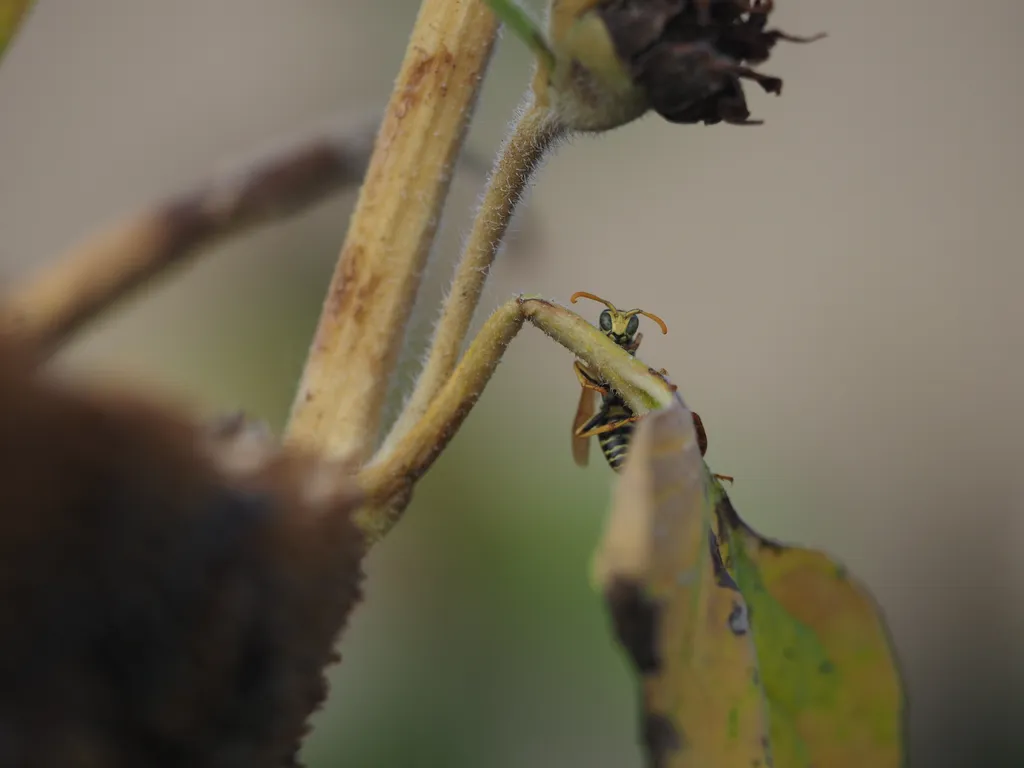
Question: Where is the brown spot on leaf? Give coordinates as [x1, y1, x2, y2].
[715, 493, 784, 553]
[728, 600, 750, 636]
[709, 531, 741, 589]
[644, 713, 683, 768]
[605, 578, 663, 674]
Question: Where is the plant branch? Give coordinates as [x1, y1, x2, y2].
[285, 0, 499, 463]
[358, 300, 524, 525]
[380, 104, 564, 455]
[0, 134, 372, 356]
[358, 295, 679, 541]
[0, 0, 35, 64]
[520, 296, 678, 412]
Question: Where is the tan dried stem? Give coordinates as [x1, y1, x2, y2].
[381, 102, 564, 455]
[0, 135, 372, 356]
[285, 0, 500, 463]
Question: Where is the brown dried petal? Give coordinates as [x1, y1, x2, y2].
[0, 340, 365, 768]
[594, 0, 822, 125]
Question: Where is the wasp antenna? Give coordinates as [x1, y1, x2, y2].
[625, 308, 669, 335]
[570, 292, 618, 312]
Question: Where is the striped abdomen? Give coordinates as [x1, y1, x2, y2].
[597, 397, 634, 471]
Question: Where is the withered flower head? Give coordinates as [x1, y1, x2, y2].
[591, 0, 824, 125]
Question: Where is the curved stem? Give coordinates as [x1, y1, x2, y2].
[357, 295, 679, 544]
[0, 136, 370, 356]
[359, 301, 525, 518]
[520, 296, 680, 413]
[380, 104, 564, 457]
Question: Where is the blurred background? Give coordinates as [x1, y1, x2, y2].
[1, 1, 1021, 766]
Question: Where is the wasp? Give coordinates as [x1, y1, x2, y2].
[569, 291, 732, 482]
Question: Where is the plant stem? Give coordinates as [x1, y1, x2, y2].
[519, 297, 677, 412]
[358, 300, 525, 528]
[0, 0, 34, 64]
[0, 136, 370, 356]
[380, 104, 564, 456]
[358, 295, 678, 541]
[285, 0, 499, 463]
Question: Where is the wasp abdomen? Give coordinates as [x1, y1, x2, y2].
[597, 398, 635, 472]
[599, 424, 633, 470]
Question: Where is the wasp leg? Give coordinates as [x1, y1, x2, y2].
[712, 473, 735, 484]
[575, 414, 641, 439]
[574, 360, 608, 394]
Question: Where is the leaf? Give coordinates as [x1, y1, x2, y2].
[715, 485, 907, 768]
[591, 400, 906, 767]
[593, 402, 772, 768]
[483, 0, 555, 71]
[0, 0, 34, 65]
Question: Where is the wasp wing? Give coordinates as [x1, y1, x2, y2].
[572, 386, 598, 467]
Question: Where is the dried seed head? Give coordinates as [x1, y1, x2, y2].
[592, 0, 825, 125]
[537, 0, 822, 130]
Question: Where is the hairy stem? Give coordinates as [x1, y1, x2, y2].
[358, 300, 525, 526]
[357, 295, 678, 542]
[520, 297, 678, 412]
[0, 135, 371, 356]
[285, 0, 499, 463]
[380, 104, 564, 456]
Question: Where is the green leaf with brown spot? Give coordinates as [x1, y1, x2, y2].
[593, 402, 771, 768]
[0, 0, 34, 66]
[715, 485, 907, 768]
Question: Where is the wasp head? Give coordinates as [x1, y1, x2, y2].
[569, 291, 668, 353]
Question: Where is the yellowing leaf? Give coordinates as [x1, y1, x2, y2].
[715, 486, 907, 768]
[0, 0, 34, 65]
[593, 403, 771, 768]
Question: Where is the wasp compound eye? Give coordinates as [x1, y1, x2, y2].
[599, 310, 613, 332]
[626, 315, 640, 336]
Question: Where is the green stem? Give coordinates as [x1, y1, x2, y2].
[485, 0, 556, 71]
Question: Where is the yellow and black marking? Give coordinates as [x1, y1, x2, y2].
[586, 395, 636, 471]
[569, 291, 733, 481]
[570, 292, 664, 473]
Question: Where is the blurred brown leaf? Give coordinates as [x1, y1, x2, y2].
[0, 340, 365, 768]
